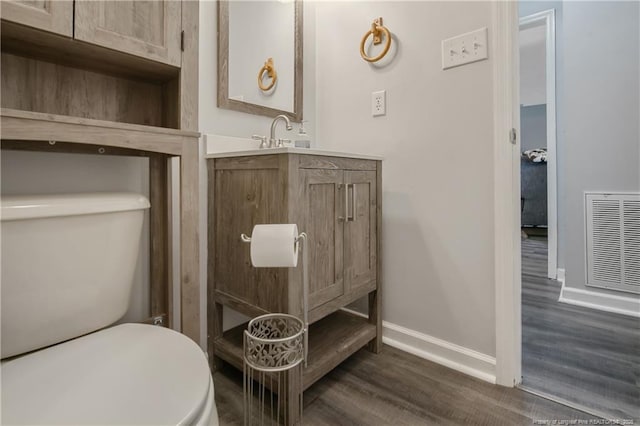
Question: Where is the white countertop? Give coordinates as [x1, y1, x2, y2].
[205, 146, 383, 161]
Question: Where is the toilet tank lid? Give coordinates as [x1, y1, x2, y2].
[1, 193, 150, 221]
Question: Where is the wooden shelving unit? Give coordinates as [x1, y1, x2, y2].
[1, 0, 201, 343]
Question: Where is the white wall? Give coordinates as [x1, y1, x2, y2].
[562, 1, 640, 299]
[1, 151, 150, 323]
[315, 1, 496, 357]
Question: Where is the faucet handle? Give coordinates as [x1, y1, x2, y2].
[252, 135, 268, 149]
[277, 138, 292, 147]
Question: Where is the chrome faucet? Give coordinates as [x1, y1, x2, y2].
[269, 115, 293, 148]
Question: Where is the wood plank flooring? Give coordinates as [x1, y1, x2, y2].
[211, 237, 638, 424]
[214, 345, 597, 424]
[521, 237, 640, 420]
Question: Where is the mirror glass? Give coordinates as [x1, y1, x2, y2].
[219, 0, 302, 120]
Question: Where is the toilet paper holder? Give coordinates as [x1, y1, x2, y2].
[240, 230, 309, 367]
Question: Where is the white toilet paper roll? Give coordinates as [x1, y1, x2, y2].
[250, 224, 299, 268]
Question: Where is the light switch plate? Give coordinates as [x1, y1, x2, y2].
[442, 27, 488, 70]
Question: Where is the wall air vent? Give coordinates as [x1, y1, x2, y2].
[586, 193, 640, 294]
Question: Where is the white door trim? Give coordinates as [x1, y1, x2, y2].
[492, 0, 521, 387]
[520, 9, 558, 280]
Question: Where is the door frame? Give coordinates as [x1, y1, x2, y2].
[493, 3, 560, 387]
[520, 9, 558, 280]
[492, 0, 521, 387]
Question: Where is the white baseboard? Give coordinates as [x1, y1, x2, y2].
[559, 283, 640, 318]
[556, 268, 565, 283]
[341, 308, 497, 384]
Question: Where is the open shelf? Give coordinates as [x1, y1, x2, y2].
[1, 50, 180, 129]
[1, 108, 199, 156]
[214, 310, 377, 391]
[0, 107, 202, 343]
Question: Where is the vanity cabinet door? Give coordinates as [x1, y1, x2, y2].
[1, 0, 73, 36]
[344, 170, 377, 292]
[74, 0, 182, 66]
[300, 169, 345, 309]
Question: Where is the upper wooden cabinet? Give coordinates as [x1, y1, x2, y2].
[75, 1, 182, 67]
[1, 0, 182, 67]
[0, 0, 73, 37]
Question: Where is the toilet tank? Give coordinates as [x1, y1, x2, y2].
[1, 193, 150, 359]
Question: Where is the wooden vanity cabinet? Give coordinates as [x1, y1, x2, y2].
[0, 0, 73, 37]
[211, 154, 380, 323]
[209, 152, 382, 394]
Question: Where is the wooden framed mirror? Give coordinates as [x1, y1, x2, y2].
[217, 0, 303, 121]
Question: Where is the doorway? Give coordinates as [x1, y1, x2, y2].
[518, 9, 557, 279]
[515, 2, 640, 420]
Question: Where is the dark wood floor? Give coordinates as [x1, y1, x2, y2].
[214, 343, 597, 425]
[521, 237, 640, 420]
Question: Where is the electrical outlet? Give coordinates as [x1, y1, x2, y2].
[372, 90, 386, 117]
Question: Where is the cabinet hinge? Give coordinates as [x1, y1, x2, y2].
[181, 30, 185, 51]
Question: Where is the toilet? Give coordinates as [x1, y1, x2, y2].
[0, 193, 218, 425]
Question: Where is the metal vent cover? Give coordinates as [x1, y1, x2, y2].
[586, 193, 640, 294]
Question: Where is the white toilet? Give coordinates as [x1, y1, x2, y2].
[1, 193, 218, 425]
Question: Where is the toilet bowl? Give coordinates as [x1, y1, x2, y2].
[0, 193, 218, 425]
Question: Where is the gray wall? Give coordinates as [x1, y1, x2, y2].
[520, 104, 547, 152]
[315, 1, 496, 357]
[563, 1, 640, 296]
[519, 1, 566, 269]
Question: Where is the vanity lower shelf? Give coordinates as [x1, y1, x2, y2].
[214, 310, 376, 391]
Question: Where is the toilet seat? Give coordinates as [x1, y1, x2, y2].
[1, 323, 217, 425]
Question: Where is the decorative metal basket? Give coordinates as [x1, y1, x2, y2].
[244, 314, 305, 425]
[244, 314, 305, 371]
